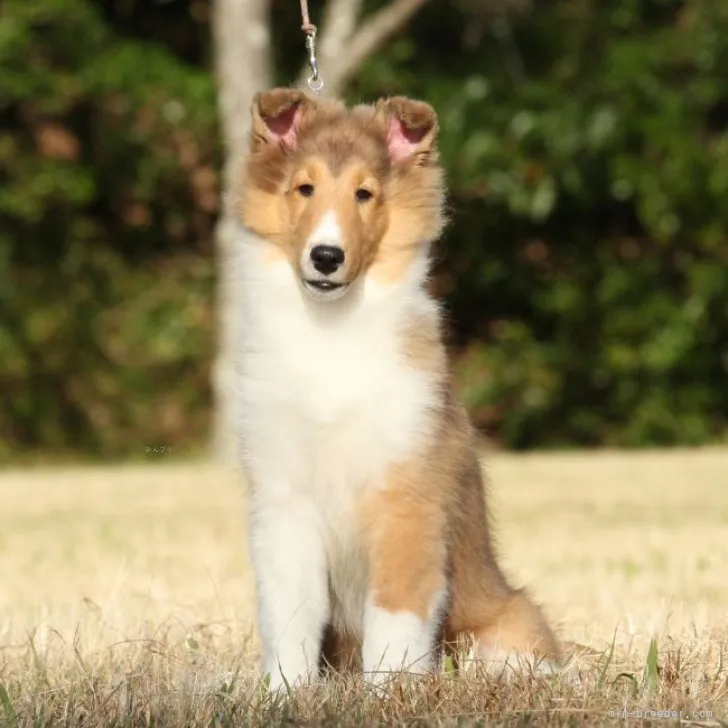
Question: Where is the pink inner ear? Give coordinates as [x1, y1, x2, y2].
[387, 118, 427, 162]
[264, 104, 302, 149]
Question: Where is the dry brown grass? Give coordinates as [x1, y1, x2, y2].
[1, 449, 727, 726]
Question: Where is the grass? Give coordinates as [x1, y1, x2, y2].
[0, 448, 727, 726]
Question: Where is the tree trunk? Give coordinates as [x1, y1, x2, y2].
[211, 0, 271, 464]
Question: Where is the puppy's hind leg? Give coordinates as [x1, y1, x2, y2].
[447, 453, 562, 678]
[479, 587, 561, 672]
[454, 587, 563, 678]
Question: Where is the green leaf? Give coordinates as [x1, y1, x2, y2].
[643, 638, 660, 692]
[0, 683, 18, 727]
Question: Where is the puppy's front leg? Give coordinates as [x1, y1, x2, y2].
[360, 467, 448, 684]
[249, 492, 328, 691]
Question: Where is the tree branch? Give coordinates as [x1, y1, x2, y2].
[298, 0, 431, 97]
[318, 0, 366, 70]
[325, 0, 431, 96]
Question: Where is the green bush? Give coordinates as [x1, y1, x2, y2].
[0, 0, 219, 460]
[2, 0, 727, 459]
[351, 0, 728, 448]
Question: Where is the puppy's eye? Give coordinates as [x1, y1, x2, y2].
[297, 184, 315, 198]
[355, 188, 373, 203]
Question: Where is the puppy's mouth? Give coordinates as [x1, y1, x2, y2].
[302, 279, 349, 300]
[306, 279, 342, 292]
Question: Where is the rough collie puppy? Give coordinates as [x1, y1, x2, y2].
[236, 87, 561, 690]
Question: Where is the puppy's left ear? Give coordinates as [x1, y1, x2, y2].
[376, 96, 439, 163]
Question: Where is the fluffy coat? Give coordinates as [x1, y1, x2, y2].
[235, 88, 561, 689]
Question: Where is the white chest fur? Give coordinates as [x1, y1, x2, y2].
[235, 232, 439, 504]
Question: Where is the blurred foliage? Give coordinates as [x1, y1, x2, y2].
[0, 0, 219, 460]
[1, 0, 728, 459]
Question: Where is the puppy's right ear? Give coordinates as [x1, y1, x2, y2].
[250, 88, 310, 152]
[376, 96, 439, 164]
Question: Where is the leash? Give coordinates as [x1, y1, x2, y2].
[299, 0, 324, 93]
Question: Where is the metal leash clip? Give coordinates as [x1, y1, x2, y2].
[305, 29, 324, 94]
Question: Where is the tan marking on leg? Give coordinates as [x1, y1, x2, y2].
[360, 462, 447, 619]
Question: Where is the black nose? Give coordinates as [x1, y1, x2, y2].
[310, 245, 345, 275]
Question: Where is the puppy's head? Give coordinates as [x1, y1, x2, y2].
[240, 88, 445, 301]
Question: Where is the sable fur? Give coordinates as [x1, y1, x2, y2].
[236, 88, 561, 689]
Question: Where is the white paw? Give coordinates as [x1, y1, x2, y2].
[260, 656, 317, 695]
[362, 604, 436, 684]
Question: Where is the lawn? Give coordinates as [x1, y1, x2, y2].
[0, 449, 726, 726]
